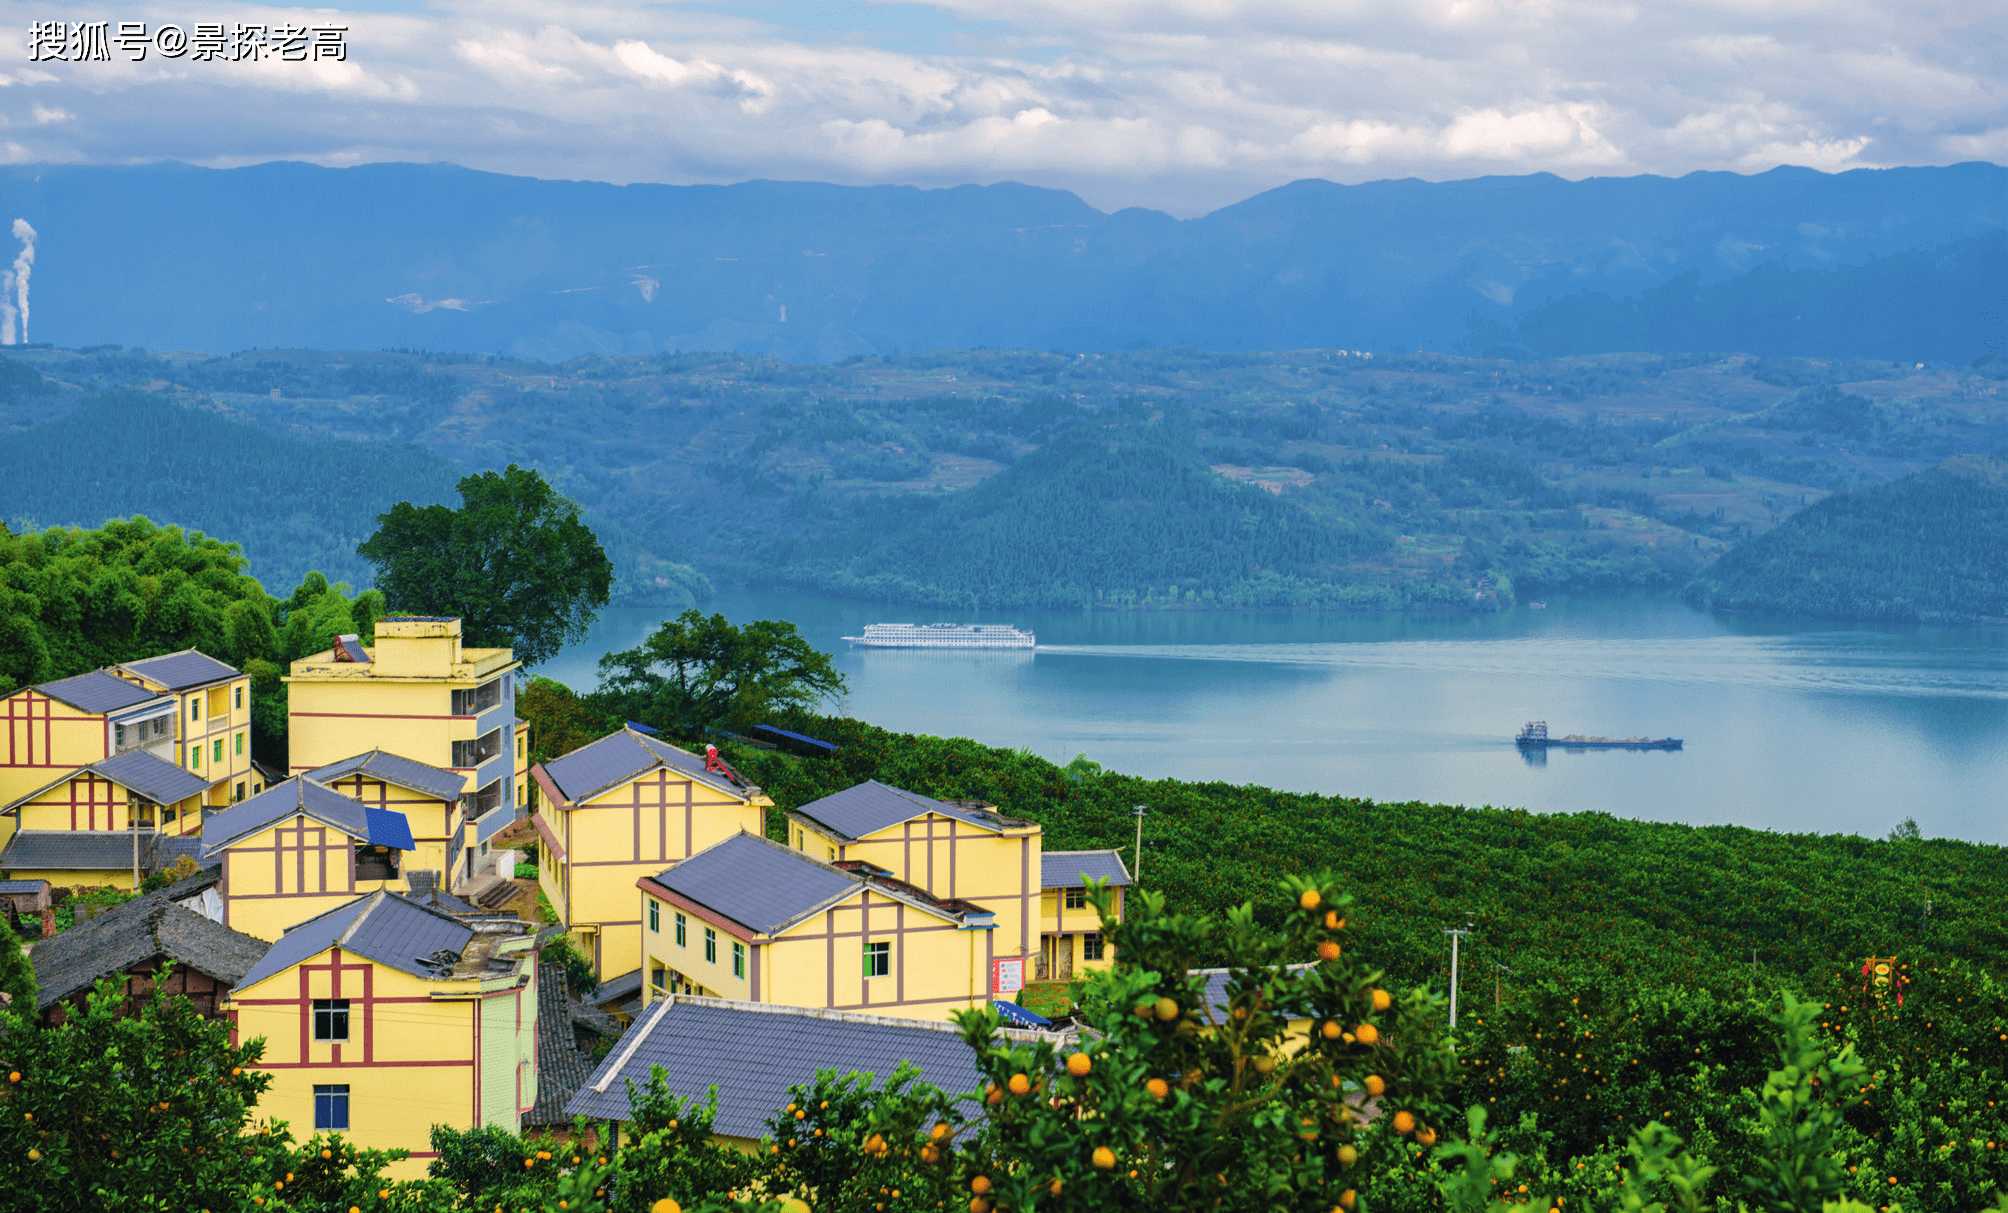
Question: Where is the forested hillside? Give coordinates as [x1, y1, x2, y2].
[1687, 455, 2008, 623]
[4, 345, 2002, 613]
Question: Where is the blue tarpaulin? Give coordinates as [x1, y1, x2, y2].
[992, 999, 1051, 1028]
[754, 724, 839, 753]
[364, 806, 417, 852]
[626, 720, 662, 736]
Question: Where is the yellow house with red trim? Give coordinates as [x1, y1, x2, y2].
[224, 889, 539, 1175]
[1036, 850, 1132, 981]
[637, 831, 997, 1020]
[531, 727, 768, 979]
[285, 618, 529, 889]
[202, 775, 420, 942]
[113, 650, 256, 809]
[0, 749, 213, 887]
[303, 750, 468, 892]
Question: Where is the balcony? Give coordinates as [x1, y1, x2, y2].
[451, 728, 503, 769]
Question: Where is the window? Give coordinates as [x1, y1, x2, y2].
[450, 679, 504, 716]
[187, 745, 200, 770]
[704, 927, 716, 964]
[313, 999, 351, 1042]
[827, 845, 837, 861]
[235, 731, 244, 755]
[212, 738, 224, 763]
[1083, 933, 1105, 961]
[864, 941, 890, 978]
[452, 728, 503, 768]
[313, 1084, 350, 1130]
[648, 901, 660, 933]
[732, 942, 745, 978]
[675, 913, 686, 947]
[354, 844, 399, 881]
[234, 685, 244, 710]
[1064, 888, 1087, 910]
[650, 966, 666, 993]
[189, 698, 200, 722]
[233, 781, 245, 803]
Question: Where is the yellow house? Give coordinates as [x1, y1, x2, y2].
[1, 671, 177, 836]
[202, 775, 419, 942]
[637, 831, 998, 1021]
[785, 781, 1045, 990]
[1036, 850, 1132, 982]
[304, 750, 467, 888]
[113, 650, 256, 810]
[286, 618, 529, 887]
[224, 890, 539, 1174]
[0, 749, 213, 887]
[531, 727, 768, 979]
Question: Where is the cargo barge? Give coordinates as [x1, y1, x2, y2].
[1515, 721, 1682, 750]
[842, 622, 1037, 649]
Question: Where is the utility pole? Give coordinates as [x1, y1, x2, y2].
[1445, 923, 1473, 1028]
[1132, 805, 1148, 883]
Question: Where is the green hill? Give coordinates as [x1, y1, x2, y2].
[1685, 455, 2008, 622]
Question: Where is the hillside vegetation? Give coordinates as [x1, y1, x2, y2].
[4, 345, 2003, 614]
[1686, 455, 2008, 623]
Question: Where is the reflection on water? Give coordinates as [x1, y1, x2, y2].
[540, 591, 2008, 845]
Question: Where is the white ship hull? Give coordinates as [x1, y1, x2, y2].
[843, 623, 1036, 649]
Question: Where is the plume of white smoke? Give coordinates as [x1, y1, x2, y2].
[9, 220, 36, 345]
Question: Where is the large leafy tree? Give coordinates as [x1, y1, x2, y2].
[596, 611, 846, 737]
[357, 465, 613, 667]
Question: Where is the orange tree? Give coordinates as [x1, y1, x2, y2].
[933, 874, 1462, 1213]
[758, 1064, 964, 1213]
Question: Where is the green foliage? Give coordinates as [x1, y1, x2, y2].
[596, 611, 847, 737]
[358, 464, 614, 666]
[519, 675, 620, 766]
[0, 515, 271, 690]
[953, 877, 1461, 1213]
[1687, 456, 2008, 623]
[542, 936, 601, 998]
[611, 1077, 760, 1210]
[760, 1065, 963, 1213]
[0, 972, 281, 1209]
[0, 917, 35, 1011]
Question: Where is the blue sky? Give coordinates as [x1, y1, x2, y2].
[2, 0, 2001, 215]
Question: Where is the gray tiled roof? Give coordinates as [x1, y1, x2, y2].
[31, 671, 161, 714]
[563, 995, 989, 1136]
[0, 879, 48, 894]
[307, 750, 465, 803]
[542, 729, 746, 804]
[93, 749, 214, 806]
[237, 890, 475, 989]
[791, 781, 1004, 842]
[117, 650, 239, 691]
[594, 967, 643, 1006]
[202, 776, 414, 855]
[526, 962, 610, 1126]
[1041, 850, 1134, 890]
[1, 829, 203, 873]
[30, 865, 263, 1009]
[1192, 964, 1317, 1018]
[649, 833, 858, 937]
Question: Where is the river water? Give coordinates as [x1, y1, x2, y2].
[540, 592, 2008, 846]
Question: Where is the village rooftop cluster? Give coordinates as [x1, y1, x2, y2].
[0, 617, 1130, 1170]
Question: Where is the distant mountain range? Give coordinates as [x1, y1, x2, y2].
[0, 161, 2000, 363]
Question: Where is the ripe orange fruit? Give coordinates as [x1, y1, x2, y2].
[971, 1176, 992, 1194]
[1066, 1053, 1092, 1077]
[1092, 1146, 1117, 1169]
[1392, 1110, 1416, 1134]
[651, 1202, 682, 1213]
[1416, 1127, 1437, 1147]
[1300, 890, 1322, 910]
[1318, 941, 1341, 961]
[1364, 1075, 1386, 1097]
[1008, 1073, 1032, 1096]
[969, 1201, 988, 1213]
[921, 1144, 941, 1164]
[1340, 1191, 1357, 1210]
[1337, 1144, 1358, 1166]
[1146, 1077, 1170, 1100]
[932, 1123, 952, 1140]
[1371, 989, 1391, 1011]
[1321, 1019, 1342, 1039]
[26, 1149, 38, 1161]
[1355, 1023, 1380, 1045]
[1050, 1178, 1063, 1195]
[321, 1149, 332, 1159]
[795, 1108, 807, 1120]
[1154, 997, 1180, 1022]
[986, 1086, 1004, 1106]
[1325, 911, 1343, 929]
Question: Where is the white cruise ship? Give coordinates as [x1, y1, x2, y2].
[842, 622, 1037, 649]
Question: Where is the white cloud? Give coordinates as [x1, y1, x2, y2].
[0, 0, 1995, 214]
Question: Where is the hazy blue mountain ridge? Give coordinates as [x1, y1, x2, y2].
[0, 161, 1999, 362]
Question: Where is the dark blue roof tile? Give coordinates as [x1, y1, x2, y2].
[117, 650, 239, 691]
[31, 671, 161, 713]
[649, 833, 858, 937]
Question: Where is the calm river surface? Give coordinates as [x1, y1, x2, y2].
[541, 592, 2008, 846]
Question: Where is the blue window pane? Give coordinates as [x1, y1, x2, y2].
[314, 1084, 350, 1130]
